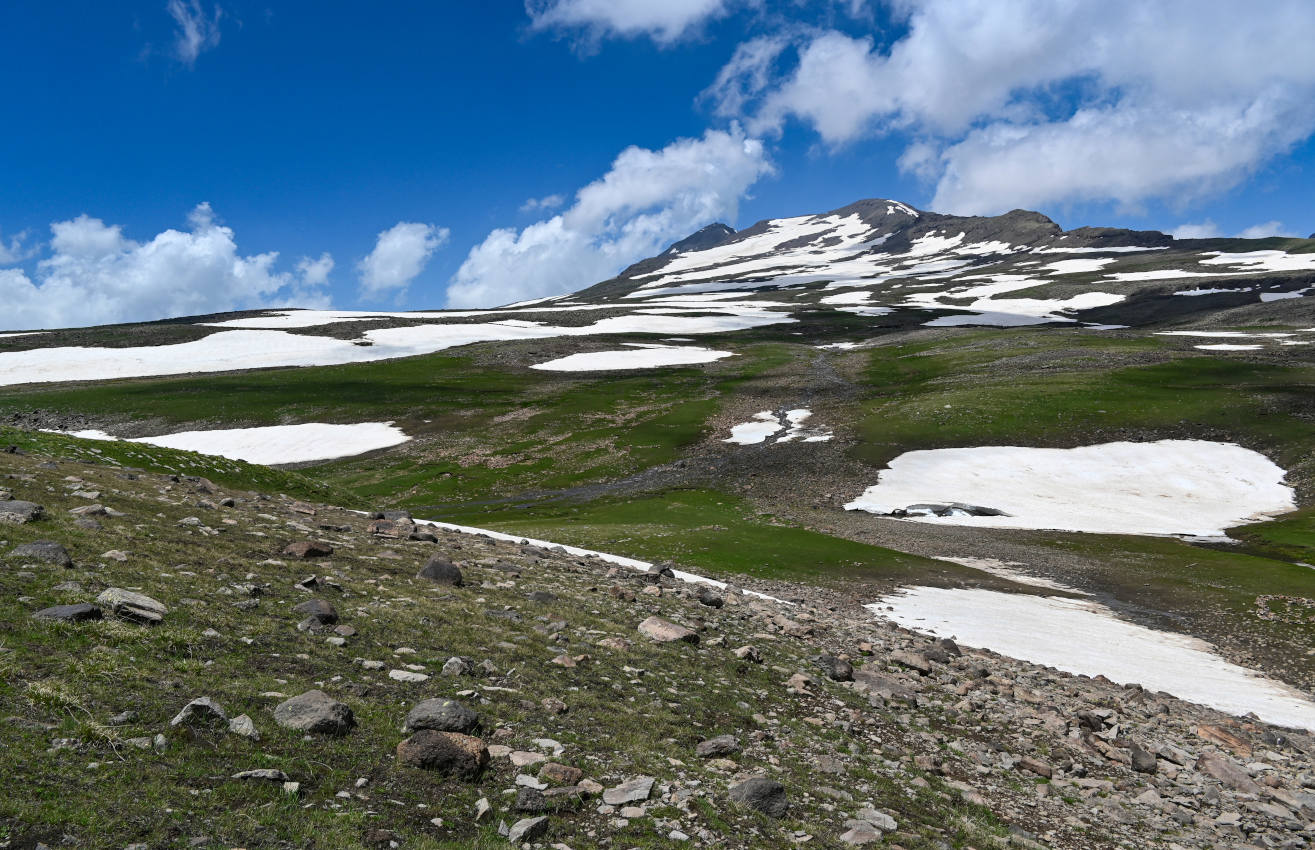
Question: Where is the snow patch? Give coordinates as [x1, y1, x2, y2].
[531, 345, 734, 372]
[844, 440, 1294, 537]
[48, 422, 411, 465]
[868, 586, 1315, 731]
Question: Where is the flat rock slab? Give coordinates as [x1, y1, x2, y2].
[396, 730, 488, 777]
[10, 540, 72, 567]
[637, 616, 698, 644]
[0, 500, 43, 524]
[507, 816, 549, 844]
[729, 777, 789, 817]
[603, 775, 654, 805]
[232, 769, 288, 782]
[404, 698, 480, 734]
[33, 603, 102, 623]
[282, 541, 333, 559]
[97, 588, 167, 625]
[273, 690, 355, 735]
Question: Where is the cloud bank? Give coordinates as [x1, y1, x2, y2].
[447, 127, 771, 308]
[705, 0, 1315, 215]
[0, 204, 329, 331]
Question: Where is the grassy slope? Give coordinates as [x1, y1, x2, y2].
[0, 451, 1008, 850]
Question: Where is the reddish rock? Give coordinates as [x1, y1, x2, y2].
[396, 730, 489, 777]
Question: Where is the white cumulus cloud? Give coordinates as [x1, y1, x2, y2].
[167, 0, 223, 67]
[710, 0, 1315, 214]
[1172, 220, 1298, 240]
[0, 203, 329, 332]
[520, 194, 566, 214]
[296, 252, 335, 286]
[356, 222, 449, 299]
[527, 0, 733, 45]
[447, 127, 772, 308]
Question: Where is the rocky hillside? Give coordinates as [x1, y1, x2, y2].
[4, 443, 1315, 850]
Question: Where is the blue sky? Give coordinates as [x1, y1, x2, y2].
[2, 1, 1315, 328]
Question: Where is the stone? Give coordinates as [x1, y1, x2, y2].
[417, 556, 464, 586]
[229, 714, 260, 740]
[403, 698, 480, 734]
[442, 656, 472, 676]
[1196, 751, 1262, 794]
[0, 500, 43, 524]
[388, 669, 430, 682]
[33, 603, 102, 623]
[696, 587, 725, 608]
[510, 750, 548, 767]
[527, 590, 557, 603]
[273, 690, 355, 735]
[170, 697, 227, 728]
[9, 540, 72, 567]
[839, 823, 883, 845]
[282, 541, 333, 559]
[815, 654, 854, 682]
[855, 809, 897, 831]
[1016, 756, 1053, 779]
[96, 588, 167, 625]
[291, 598, 338, 626]
[232, 768, 289, 782]
[890, 649, 932, 675]
[540, 763, 584, 785]
[603, 775, 654, 805]
[396, 730, 489, 777]
[1130, 744, 1158, 774]
[507, 816, 549, 844]
[728, 777, 789, 817]
[733, 645, 762, 663]
[637, 616, 698, 644]
[696, 734, 740, 758]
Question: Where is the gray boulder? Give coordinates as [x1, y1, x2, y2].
[171, 697, 227, 728]
[97, 588, 167, 625]
[0, 500, 43, 524]
[696, 734, 740, 758]
[10, 540, 72, 567]
[416, 556, 463, 586]
[729, 777, 789, 817]
[403, 698, 480, 734]
[273, 690, 355, 735]
[507, 816, 549, 844]
[33, 603, 102, 623]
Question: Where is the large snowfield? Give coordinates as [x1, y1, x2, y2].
[870, 586, 1315, 731]
[57, 422, 410, 465]
[530, 344, 735, 371]
[844, 439, 1295, 537]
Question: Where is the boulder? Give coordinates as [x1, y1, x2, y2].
[602, 775, 655, 805]
[637, 616, 698, 644]
[539, 762, 583, 785]
[10, 540, 72, 567]
[696, 587, 725, 608]
[0, 500, 43, 524]
[33, 603, 102, 622]
[416, 556, 463, 586]
[96, 588, 167, 625]
[403, 698, 480, 734]
[170, 697, 227, 728]
[728, 777, 789, 817]
[890, 649, 932, 675]
[396, 730, 488, 777]
[273, 690, 355, 735]
[507, 816, 549, 844]
[291, 598, 338, 626]
[696, 734, 740, 758]
[815, 654, 854, 682]
[1130, 744, 1158, 774]
[282, 541, 333, 559]
[1196, 751, 1262, 794]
